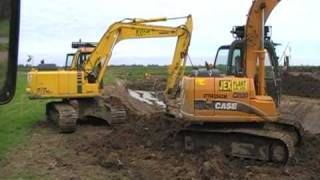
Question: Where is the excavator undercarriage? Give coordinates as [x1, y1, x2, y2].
[46, 96, 126, 133]
[175, 116, 303, 164]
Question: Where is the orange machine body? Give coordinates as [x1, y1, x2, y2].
[180, 75, 278, 123]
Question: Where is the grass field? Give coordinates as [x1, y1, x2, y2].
[0, 73, 48, 162]
[0, 20, 9, 37]
[0, 43, 8, 51]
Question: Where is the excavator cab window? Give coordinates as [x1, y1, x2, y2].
[214, 46, 229, 74]
[264, 52, 273, 78]
[65, 53, 75, 69]
[65, 52, 91, 70]
[214, 42, 244, 76]
[229, 48, 243, 75]
[77, 52, 90, 70]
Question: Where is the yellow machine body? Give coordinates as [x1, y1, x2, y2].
[27, 70, 100, 99]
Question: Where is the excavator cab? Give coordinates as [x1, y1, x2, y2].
[213, 27, 281, 106]
[65, 42, 95, 70]
[65, 51, 92, 70]
[214, 43, 244, 77]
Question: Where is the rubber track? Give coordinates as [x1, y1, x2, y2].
[178, 122, 300, 164]
[47, 102, 77, 133]
[107, 96, 127, 124]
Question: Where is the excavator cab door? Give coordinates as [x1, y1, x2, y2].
[65, 53, 75, 70]
[214, 46, 230, 74]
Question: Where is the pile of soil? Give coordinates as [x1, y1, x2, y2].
[127, 77, 167, 92]
[281, 72, 320, 98]
[281, 96, 320, 134]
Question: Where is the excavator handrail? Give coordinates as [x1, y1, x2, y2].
[119, 15, 191, 24]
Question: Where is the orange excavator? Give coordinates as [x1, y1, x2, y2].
[170, 0, 303, 164]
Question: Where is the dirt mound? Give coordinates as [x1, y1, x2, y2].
[127, 77, 167, 91]
[281, 96, 320, 134]
[282, 72, 320, 98]
[103, 81, 165, 117]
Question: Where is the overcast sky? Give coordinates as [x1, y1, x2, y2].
[19, 0, 320, 65]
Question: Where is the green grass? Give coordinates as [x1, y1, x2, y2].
[0, 73, 48, 161]
[0, 43, 8, 51]
[0, 20, 9, 37]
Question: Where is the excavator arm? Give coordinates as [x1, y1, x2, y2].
[82, 16, 193, 93]
[245, 0, 280, 95]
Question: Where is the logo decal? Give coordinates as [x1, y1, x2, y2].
[219, 80, 247, 92]
[196, 79, 206, 86]
[203, 94, 227, 100]
[214, 102, 238, 110]
[194, 101, 238, 111]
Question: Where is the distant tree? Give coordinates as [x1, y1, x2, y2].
[147, 64, 159, 67]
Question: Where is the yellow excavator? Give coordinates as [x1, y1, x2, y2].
[168, 0, 303, 164]
[26, 15, 193, 132]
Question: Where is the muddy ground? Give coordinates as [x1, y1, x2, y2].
[1, 82, 320, 179]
